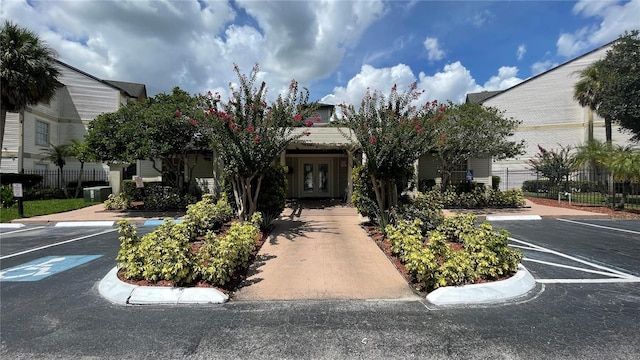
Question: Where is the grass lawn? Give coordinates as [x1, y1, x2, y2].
[1, 199, 100, 223]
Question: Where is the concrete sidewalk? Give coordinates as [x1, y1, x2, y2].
[234, 203, 418, 301]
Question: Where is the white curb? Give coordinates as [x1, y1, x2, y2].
[98, 266, 228, 305]
[55, 221, 115, 227]
[486, 215, 542, 221]
[426, 264, 536, 306]
[0, 223, 25, 229]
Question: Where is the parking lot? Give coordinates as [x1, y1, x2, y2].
[1, 218, 639, 359]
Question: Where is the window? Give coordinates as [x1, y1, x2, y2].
[450, 162, 468, 184]
[36, 121, 49, 146]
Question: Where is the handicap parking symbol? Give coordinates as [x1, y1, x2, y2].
[0, 255, 102, 282]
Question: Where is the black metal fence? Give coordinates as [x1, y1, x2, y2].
[495, 168, 640, 210]
[22, 169, 110, 189]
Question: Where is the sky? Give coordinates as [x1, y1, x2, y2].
[2, 0, 639, 107]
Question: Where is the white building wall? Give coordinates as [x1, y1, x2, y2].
[482, 43, 635, 189]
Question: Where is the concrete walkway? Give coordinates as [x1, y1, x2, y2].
[234, 203, 417, 301]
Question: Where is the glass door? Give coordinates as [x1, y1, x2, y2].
[301, 160, 330, 197]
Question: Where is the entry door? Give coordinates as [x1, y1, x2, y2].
[302, 160, 330, 197]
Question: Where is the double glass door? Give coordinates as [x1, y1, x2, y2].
[302, 160, 329, 196]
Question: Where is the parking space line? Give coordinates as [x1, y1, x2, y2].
[522, 258, 629, 278]
[0, 226, 45, 236]
[537, 278, 640, 284]
[0, 229, 117, 260]
[509, 237, 638, 278]
[510, 244, 553, 253]
[557, 219, 640, 235]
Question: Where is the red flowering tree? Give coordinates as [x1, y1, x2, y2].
[433, 102, 525, 190]
[199, 64, 317, 220]
[336, 83, 440, 224]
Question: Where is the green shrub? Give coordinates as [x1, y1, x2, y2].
[104, 193, 131, 210]
[117, 219, 195, 285]
[195, 220, 259, 286]
[463, 222, 523, 280]
[385, 214, 522, 291]
[419, 178, 436, 192]
[1, 185, 16, 208]
[435, 213, 477, 242]
[492, 175, 501, 190]
[115, 220, 144, 280]
[143, 185, 196, 211]
[392, 191, 444, 234]
[256, 165, 287, 230]
[487, 189, 526, 207]
[0, 173, 43, 188]
[184, 193, 233, 236]
[351, 165, 379, 221]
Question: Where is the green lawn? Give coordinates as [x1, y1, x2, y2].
[1, 199, 100, 223]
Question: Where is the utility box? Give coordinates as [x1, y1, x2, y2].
[83, 186, 112, 202]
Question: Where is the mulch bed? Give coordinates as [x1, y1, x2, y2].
[526, 197, 640, 219]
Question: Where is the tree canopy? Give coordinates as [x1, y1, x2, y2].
[0, 20, 61, 153]
[85, 87, 210, 190]
[574, 30, 640, 142]
[434, 102, 525, 189]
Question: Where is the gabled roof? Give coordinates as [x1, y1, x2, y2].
[465, 91, 502, 104]
[103, 80, 147, 99]
[55, 60, 147, 100]
[465, 37, 617, 105]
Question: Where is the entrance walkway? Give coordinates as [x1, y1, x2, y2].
[233, 201, 417, 301]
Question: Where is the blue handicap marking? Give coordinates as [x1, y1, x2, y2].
[0, 255, 102, 282]
[143, 219, 183, 227]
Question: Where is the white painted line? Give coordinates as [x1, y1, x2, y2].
[557, 218, 640, 235]
[522, 258, 630, 278]
[0, 226, 45, 235]
[0, 229, 117, 260]
[537, 278, 640, 284]
[509, 237, 636, 278]
[510, 244, 553, 253]
[0, 223, 25, 229]
[486, 215, 542, 221]
[55, 221, 115, 227]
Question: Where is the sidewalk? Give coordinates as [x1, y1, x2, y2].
[234, 203, 417, 300]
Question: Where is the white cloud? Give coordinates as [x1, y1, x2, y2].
[1, 0, 385, 98]
[531, 60, 558, 75]
[470, 9, 494, 28]
[517, 44, 526, 60]
[423, 37, 445, 61]
[322, 62, 523, 107]
[557, 0, 640, 57]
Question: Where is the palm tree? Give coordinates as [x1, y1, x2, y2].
[608, 146, 640, 209]
[1, 21, 61, 154]
[573, 61, 612, 145]
[68, 139, 93, 198]
[572, 139, 612, 196]
[41, 143, 71, 198]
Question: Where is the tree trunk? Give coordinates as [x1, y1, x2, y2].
[59, 167, 69, 199]
[0, 108, 6, 156]
[74, 161, 85, 199]
[605, 118, 612, 146]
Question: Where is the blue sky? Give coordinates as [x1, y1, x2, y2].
[2, 0, 638, 106]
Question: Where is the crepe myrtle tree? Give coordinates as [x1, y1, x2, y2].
[433, 102, 525, 190]
[336, 83, 439, 224]
[198, 63, 318, 221]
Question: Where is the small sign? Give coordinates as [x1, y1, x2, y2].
[135, 176, 144, 188]
[12, 183, 23, 198]
[465, 169, 474, 181]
